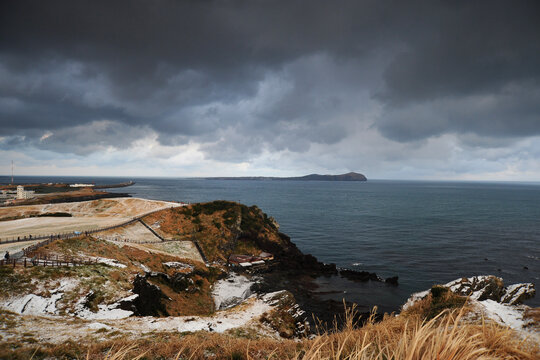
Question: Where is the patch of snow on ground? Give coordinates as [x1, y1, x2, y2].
[80, 306, 133, 320]
[0, 278, 79, 316]
[163, 262, 194, 272]
[402, 290, 429, 310]
[73, 294, 135, 320]
[474, 299, 540, 342]
[1, 290, 289, 343]
[87, 322, 113, 331]
[212, 273, 257, 310]
[124, 293, 273, 334]
[93, 256, 127, 268]
[139, 263, 151, 272]
[2, 294, 60, 315]
[477, 300, 526, 330]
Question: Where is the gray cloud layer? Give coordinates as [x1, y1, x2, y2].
[1, 0, 539, 172]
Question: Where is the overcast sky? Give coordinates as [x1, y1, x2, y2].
[1, 1, 540, 180]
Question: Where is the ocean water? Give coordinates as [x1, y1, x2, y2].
[2, 176, 539, 311]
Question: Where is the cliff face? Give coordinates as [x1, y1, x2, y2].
[143, 201, 334, 273]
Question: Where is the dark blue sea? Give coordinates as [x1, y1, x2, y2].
[2, 176, 539, 311]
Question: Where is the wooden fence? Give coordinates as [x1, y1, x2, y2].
[0, 202, 211, 266]
[0, 253, 99, 268]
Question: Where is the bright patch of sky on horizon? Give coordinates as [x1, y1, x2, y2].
[1, 1, 540, 180]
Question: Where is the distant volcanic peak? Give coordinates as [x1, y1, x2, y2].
[206, 172, 367, 181]
[293, 172, 367, 181]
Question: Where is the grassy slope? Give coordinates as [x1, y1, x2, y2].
[2, 235, 216, 316]
[144, 201, 293, 262]
[1, 201, 284, 319]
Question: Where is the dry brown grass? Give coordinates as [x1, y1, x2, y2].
[299, 306, 539, 360]
[4, 305, 536, 360]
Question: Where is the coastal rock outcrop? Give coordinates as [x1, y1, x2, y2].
[403, 275, 535, 310]
[501, 283, 536, 305]
[445, 275, 506, 301]
[340, 269, 382, 282]
[402, 275, 538, 340]
[339, 269, 399, 285]
[260, 290, 310, 338]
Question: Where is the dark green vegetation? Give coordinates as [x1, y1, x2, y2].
[37, 212, 72, 217]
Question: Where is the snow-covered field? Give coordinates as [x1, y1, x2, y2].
[0, 273, 264, 326]
[1, 278, 79, 316]
[0, 276, 282, 344]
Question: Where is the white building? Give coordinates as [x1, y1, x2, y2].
[16, 185, 35, 200]
[16, 185, 25, 199]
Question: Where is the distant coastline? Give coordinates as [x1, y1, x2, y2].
[207, 171, 367, 181]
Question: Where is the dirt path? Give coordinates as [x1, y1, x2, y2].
[0, 239, 40, 255]
[0, 216, 131, 239]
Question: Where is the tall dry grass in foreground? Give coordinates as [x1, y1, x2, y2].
[94, 306, 538, 360]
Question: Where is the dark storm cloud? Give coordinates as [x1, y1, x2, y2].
[1, 0, 539, 159]
[376, 1, 540, 142]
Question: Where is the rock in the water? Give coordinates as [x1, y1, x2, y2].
[385, 276, 399, 286]
[340, 269, 382, 282]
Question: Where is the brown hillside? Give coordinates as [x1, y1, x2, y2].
[144, 201, 298, 263]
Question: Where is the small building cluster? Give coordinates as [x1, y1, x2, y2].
[228, 252, 274, 268]
[0, 186, 35, 204]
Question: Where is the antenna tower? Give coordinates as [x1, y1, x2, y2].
[11, 160, 14, 184]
